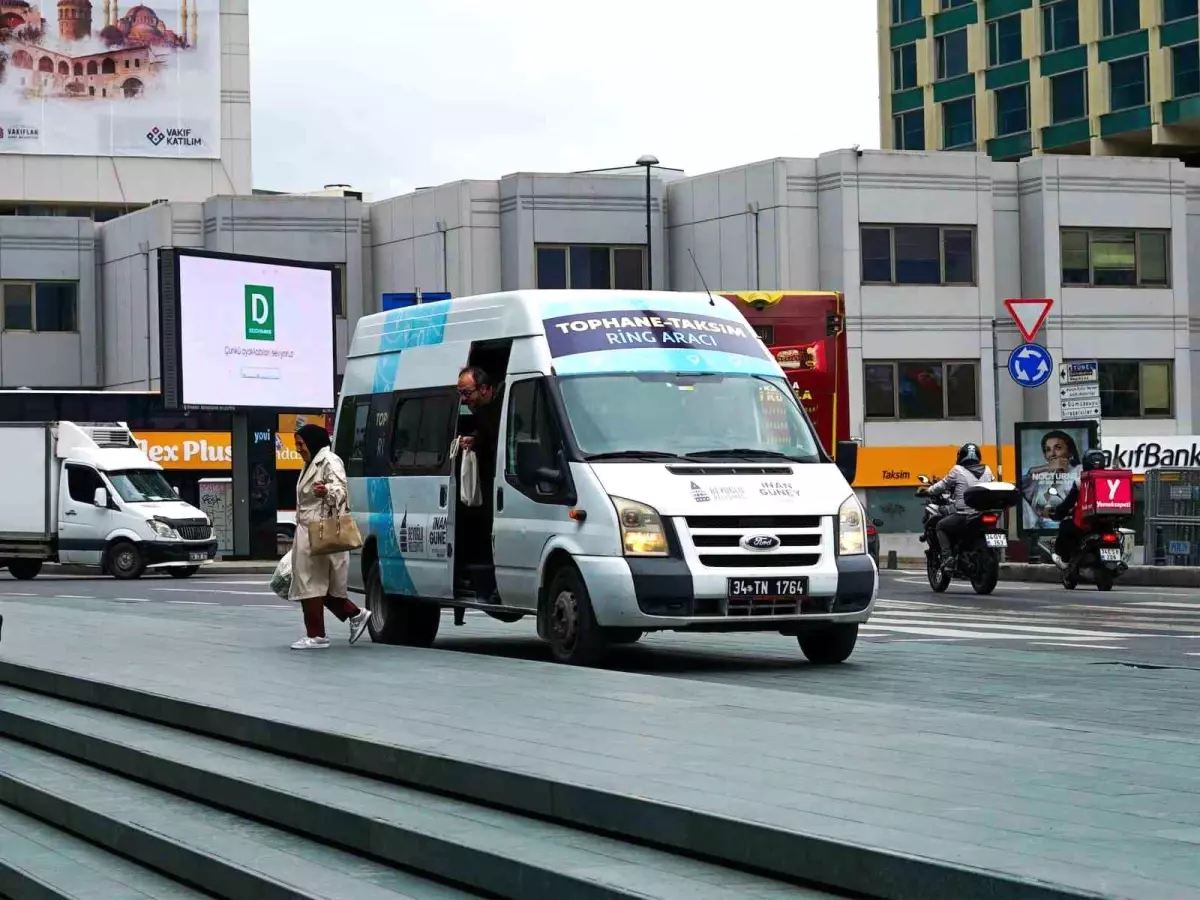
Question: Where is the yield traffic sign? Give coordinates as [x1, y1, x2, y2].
[1003, 298, 1053, 343]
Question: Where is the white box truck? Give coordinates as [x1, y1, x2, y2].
[0, 421, 217, 580]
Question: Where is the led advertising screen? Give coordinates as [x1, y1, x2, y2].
[167, 250, 336, 410]
[1014, 420, 1100, 535]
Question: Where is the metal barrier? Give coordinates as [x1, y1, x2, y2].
[1142, 468, 1200, 566]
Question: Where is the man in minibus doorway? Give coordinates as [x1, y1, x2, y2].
[456, 366, 502, 593]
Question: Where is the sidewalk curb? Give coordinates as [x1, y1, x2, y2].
[40, 562, 277, 577]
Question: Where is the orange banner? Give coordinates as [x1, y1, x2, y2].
[133, 432, 306, 471]
[855, 445, 1018, 487]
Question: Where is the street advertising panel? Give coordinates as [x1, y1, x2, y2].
[159, 249, 337, 411]
[1015, 420, 1100, 535]
[0, 0, 220, 157]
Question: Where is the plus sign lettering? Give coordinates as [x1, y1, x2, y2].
[1007, 343, 1053, 388]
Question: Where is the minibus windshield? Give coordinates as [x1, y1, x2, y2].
[557, 373, 823, 463]
[108, 469, 177, 503]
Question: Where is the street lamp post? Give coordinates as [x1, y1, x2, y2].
[636, 154, 658, 289]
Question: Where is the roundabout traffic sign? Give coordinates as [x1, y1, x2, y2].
[1008, 343, 1053, 388]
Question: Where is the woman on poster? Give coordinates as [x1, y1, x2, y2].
[1019, 429, 1083, 531]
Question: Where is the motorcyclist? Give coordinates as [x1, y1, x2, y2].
[919, 442, 994, 571]
[1046, 448, 1107, 568]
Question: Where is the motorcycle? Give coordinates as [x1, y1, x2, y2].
[1043, 486, 1133, 591]
[916, 474, 1021, 595]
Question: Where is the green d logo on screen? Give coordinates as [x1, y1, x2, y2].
[244, 284, 275, 341]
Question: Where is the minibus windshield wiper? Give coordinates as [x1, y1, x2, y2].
[685, 448, 819, 462]
[585, 450, 686, 461]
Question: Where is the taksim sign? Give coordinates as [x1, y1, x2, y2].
[174, 251, 336, 410]
[1102, 437, 1200, 473]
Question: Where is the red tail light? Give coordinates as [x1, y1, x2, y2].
[1101, 533, 1120, 544]
[866, 523, 876, 535]
[981, 513, 999, 527]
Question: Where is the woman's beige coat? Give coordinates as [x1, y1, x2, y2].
[289, 446, 350, 601]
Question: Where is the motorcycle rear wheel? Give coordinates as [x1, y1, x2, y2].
[1094, 568, 1115, 592]
[970, 552, 999, 595]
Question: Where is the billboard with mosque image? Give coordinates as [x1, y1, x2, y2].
[0, 0, 219, 157]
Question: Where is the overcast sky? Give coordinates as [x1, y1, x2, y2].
[249, 0, 880, 198]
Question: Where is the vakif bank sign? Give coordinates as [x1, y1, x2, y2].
[1102, 437, 1200, 474]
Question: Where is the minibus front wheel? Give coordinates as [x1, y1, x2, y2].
[797, 623, 859, 665]
[544, 564, 608, 666]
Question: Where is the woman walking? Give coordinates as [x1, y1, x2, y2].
[289, 424, 370, 650]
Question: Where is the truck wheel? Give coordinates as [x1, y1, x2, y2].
[544, 564, 607, 666]
[169, 567, 199, 579]
[7, 559, 41, 581]
[365, 560, 439, 647]
[798, 623, 859, 664]
[108, 541, 145, 580]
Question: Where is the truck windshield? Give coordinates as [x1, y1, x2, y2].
[557, 373, 823, 462]
[107, 469, 177, 503]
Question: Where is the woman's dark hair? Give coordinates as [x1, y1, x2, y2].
[1041, 429, 1080, 466]
[296, 424, 331, 467]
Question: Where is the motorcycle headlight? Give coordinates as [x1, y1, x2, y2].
[610, 496, 668, 557]
[150, 518, 179, 540]
[837, 495, 866, 556]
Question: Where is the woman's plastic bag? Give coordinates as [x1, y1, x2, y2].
[460, 448, 483, 507]
[271, 550, 293, 600]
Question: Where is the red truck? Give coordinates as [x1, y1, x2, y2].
[721, 291, 849, 456]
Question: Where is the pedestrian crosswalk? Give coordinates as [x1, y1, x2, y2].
[865, 595, 1200, 650]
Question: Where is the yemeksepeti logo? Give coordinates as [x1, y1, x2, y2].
[244, 284, 275, 341]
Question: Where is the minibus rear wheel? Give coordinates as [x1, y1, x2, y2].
[544, 565, 607, 666]
[797, 623, 858, 665]
[365, 561, 439, 647]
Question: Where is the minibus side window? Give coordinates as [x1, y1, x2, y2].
[389, 389, 458, 476]
[390, 397, 423, 469]
[344, 400, 370, 478]
[333, 395, 358, 461]
[363, 392, 394, 477]
[505, 379, 567, 499]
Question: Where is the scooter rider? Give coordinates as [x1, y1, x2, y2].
[920, 443, 994, 571]
[1046, 448, 1107, 568]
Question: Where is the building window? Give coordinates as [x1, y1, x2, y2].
[942, 96, 975, 148]
[1164, 0, 1198, 24]
[864, 361, 979, 420]
[1061, 229, 1169, 287]
[1101, 0, 1141, 36]
[995, 83, 1030, 135]
[1173, 42, 1200, 97]
[861, 226, 975, 285]
[988, 14, 1023, 67]
[891, 0, 921, 24]
[1109, 55, 1149, 110]
[1095, 360, 1173, 417]
[1043, 0, 1080, 52]
[2, 281, 78, 332]
[534, 245, 645, 290]
[936, 29, 969, 80]
[893, 109, 926, 150]
[941, 0, 973, 7]
[1051, 69, 1088, 122]
[892, 43, 917, 91]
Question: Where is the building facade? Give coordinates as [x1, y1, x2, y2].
[879, 0, 1200, 163]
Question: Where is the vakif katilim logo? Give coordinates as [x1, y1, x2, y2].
[245, 285, 275, 341]
[146, 127, 165, 146]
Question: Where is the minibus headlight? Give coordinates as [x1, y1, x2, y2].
[837, 495, 866, 556]
[610, 496, 669, 557]
[150, 518, 180, 540]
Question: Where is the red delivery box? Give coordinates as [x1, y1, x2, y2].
[1075, 469, 1134, 526]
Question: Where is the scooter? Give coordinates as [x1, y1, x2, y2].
[1043, 486, 1133, 591]
[916, 475, 1021, 595]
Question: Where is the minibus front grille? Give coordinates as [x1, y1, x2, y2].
[685, 515, 821, 530]
[667, 465, 792, 476]
[176, 525, 213, 541]
[692, 533, 820, 548]
[698, 553, 820, 569]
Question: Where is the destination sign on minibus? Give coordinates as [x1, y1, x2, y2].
[544, 309, 773, 359]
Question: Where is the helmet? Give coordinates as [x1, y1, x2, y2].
[956, 442, 981, 465]
[1082, 448, 1106, 471]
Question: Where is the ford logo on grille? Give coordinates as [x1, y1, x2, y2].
[741, 534, 781, 551]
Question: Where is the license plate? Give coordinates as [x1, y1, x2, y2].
[189, 551, 207, 562]
[1099, 548, 1122, 562]
[985, 533, 1008, 548]
[727, 577, 807, 601]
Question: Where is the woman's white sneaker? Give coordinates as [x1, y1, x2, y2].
[290, 637, 330, 650]
[348, 609, 372, 645]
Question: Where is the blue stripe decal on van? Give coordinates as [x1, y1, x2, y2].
[366, 476, 416, 596]
[372, 353, 401, 394]
[369, 304, 452, 395]
[551, 347, 780, 378]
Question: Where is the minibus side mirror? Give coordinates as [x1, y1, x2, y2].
[94, 487, 109, 508]
[835, 441, 858, 484]
[516, 440, 563, 487]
